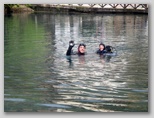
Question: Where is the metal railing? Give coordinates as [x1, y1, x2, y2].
[34, 4, 148, 10]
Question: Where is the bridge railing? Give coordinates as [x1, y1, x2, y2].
[33, 4, 148, 10]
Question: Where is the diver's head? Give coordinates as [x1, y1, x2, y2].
[99, 43, 105, 51]
[78, 43, 86, 54]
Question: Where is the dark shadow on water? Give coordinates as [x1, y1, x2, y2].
[66, 56, 74, 68]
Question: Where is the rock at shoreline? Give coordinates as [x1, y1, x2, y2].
[5, 5, 34, 14]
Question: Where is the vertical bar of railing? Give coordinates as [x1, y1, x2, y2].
[124, 4, 126, 9]
[144, 4, 148, 9]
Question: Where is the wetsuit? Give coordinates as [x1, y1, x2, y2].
[96, 45, 113, 55]
[96, 49, 107, 55]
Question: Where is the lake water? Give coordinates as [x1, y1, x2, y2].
[4, 12, 148, 112]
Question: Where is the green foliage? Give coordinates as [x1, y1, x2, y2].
[4, 4, 19, 8]
[25, 4, 32, 7]
[4, 4, 32, 8]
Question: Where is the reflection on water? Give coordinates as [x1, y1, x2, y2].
[4, 13, 148, 112]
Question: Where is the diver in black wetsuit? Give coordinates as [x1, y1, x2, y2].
[66, 40, 86, 56]
[96, 43, 114, 55]
[96, 43, 107, 55]
[66, 40, 86, 67]
[96, 43, 115, 62]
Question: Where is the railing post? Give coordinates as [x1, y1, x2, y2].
[124, 4, 126, 9]
[144, 4, 148, 9]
